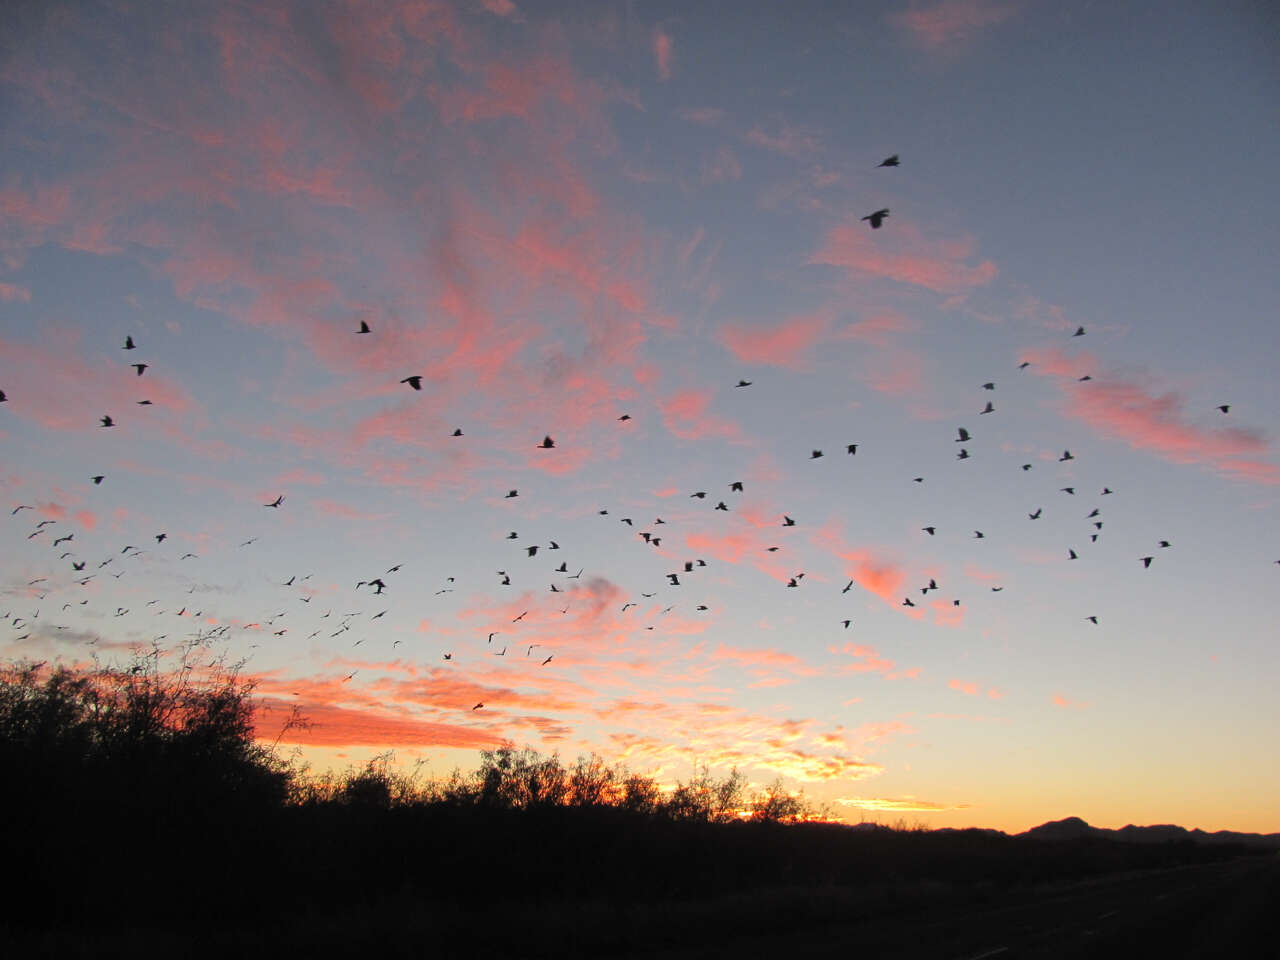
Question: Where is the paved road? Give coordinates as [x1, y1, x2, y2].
[636, 854, 1280, 960]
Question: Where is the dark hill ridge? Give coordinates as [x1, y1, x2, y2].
[1016, 816, 1280, 849]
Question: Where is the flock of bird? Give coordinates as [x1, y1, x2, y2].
[1, 151, 1266, 727]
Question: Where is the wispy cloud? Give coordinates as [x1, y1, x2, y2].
[811, 220, 997, 295]
[888, 0, 1017, 53]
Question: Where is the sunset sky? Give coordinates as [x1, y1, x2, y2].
[2, 0, 1277, 834]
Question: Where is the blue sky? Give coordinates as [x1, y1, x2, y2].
[1, 0, 1277, 832]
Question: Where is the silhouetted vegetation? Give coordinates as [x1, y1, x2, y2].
[1, 654, 1270, 957]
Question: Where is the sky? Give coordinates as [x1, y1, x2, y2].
[2, 0, 1278, 834]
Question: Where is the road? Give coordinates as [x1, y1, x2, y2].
[636, 854, 1280, 960]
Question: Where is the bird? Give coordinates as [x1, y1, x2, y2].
[810, 449, 823, 459]
[1060, 487, 1075, 495]
[1028, 507, 1043, 520]
[451, 428, 463, 437]
[505, 490, 518, 498]
[1059, 450, 1074, 462]
[538, 435, 555, 449]
[0, 389, 5, 402]
[472, 703, 483, 711]
[841, 619, 852, 629]
[1158, 540, 1171, 548]
[11, 505, 31, 514]
[786, 577, 798, 588]
[512, 611, 528, 622]
[956, 427, 970, 442]
[357, 320, 371, 334]
[53, 534, 72, 546]
[100, 415, 114, 427]
[1018, 361, 1031, 369]
[136, 400, 152, 405]
[131, 363, 147, 376]
[91, 475, 104, 484]
[386, 564, 403, 573]
[1217, 404, 1230, 414]
[922, 526, 936, 535]
[1078, 375, 1093, 382]
[957, 449, 970, 460]
[1101, 487, 1113, 495]
[974, 531, 985, 539]
[715, 501, 728, 511]
[526, 545, 538, 557]
[507, 531, 518, 539]
[691, 491, 707, 499]
[72, 561, 85, 571]
[847, 444, 858, 455]
[1068, 549, 1078, 560]
[842, 580, 853, 593]
[400, 375, 423, 390]
[180, 553, 197, 560]
[980, 402, 994, 414]
[618, 414, 631, 421]
[782, 515, 796, 526]
[123, 336, 136, 349]
[667, 574, 680, 586]
[155, 533, 166, 543]
[730, 482, 744, 492]
[1086, 616, 1098, 625]
[991, 586, 1003, 592]
[265, 495, 284, 507]
[902, 597, 915, 607]
[735, 379, 752, 387]
[1072, 326, 1085, 337]
[541, 655, 553, 665]
[862, 208, 889, 229]
[982, 382, 995, 390]
[877, 154, 899, 167]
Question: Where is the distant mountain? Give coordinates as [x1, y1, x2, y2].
[1021, 817, 1280, 850]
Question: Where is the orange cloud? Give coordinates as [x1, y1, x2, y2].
[834, 796, 970, 812]
[0, 282, 31, 302]
[719, 312, 831, 369]
[948, 678, 979, 696]
[812, 221, 997, 295]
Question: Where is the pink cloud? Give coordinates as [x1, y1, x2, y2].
[719, 311, 831, 369]
[702, 145, 743, 183]
[653, 28, 674, 81]
[948, 678, 979, 696]
[659, 389, 741, 441]
[1027, 360, 1278, 484]
[812, 221, 997, 295]
[1052, 694, 1088, 711]
[0, 282, 31, 302]
[889, 0, 1017, 52]
[479, 0, 520, 17]
[745, 123, 821, 157]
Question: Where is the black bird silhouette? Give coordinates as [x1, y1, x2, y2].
[512, 610, 528, 622]
[53, 534, 72, 546]
[132, 363, 147, 376]
[123, 336, 135, 350]
[401, 376, 423, 390]
[980, 402, 994, 414]
[507, 531, 518, 539]
[618, 414, 631, 421]
[472, 702, 483, 710]
[735, 379, 752, 387]
[956, 427, 970, 442]
[847, 444, 858, 455]
[974, 531, 984, 539]
[1061, 487, 1075, 495]
[842, 580, 853, 593]
[155, 533, 166, 542]
[548, 540, 560, 549]
[526, 545, 539, 557]
[1086, 616, 1098, 624]
[1068, 549, 1078, 560]
[72, 561, 85, 571]
[691, 491, 707, 498]
[715, 501, 728, 511]
[137, 400, 152, 405]
[265, 495, 284, 507]
[0, 389, 5, 402]
[1101, 487, 1113, 495]
[452, 428, 463, 436]
[730, 481, 744, 492]
[982, 382, 995, 390]
[505, 489, 518, 498]
[1059, 450, 1074, 462]
[957, 448, 970, 460]
[11, 505, 31, 514]
[1029, 508, 1042, 519]
[357, 320, 371, 334]
[902, 597, 915, 607]
[922, 526, 936, 535]
[786, 578, 798, 588]
[1158, 540, 1171, 548]
[991, 586, 1003, 592]
[1078, 375, 1093, 382]
[1217, 404, 1230, 414]
[100, 415, 114, 427]
[1072, 326, 1085, 337]
[1018, 361, 1031, 369]
[877, 154, 899, 167]
[667, 573, 680, 586]
[541, 655, 553, 665]
[538, 435, 555, 449]
[91, 475, 104, 484]
[862, 208, 889, 229]
[782, 515, 796, 526]
[810, 449, 823, 459]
